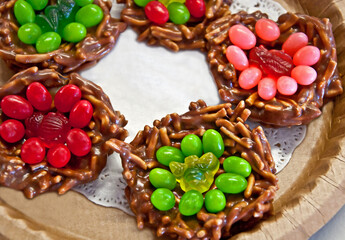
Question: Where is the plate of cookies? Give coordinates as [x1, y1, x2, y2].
[0, 0, 344, 239]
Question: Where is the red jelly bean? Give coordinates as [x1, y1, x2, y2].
[38, 112, 71, 147]
[69, 100, 93, 128]
[1, 95, 33, 120]
[54, 84, 82, 113]
[145, 1, 169, 25]
[47, 144, 71, 168]
[291, 65, 317, 85]
[21, 137, 46, 165]
[258, 77, 276, 100]
[0, 119, 25, 143]
[226, 45, 249, 71]
[277, 76, 298, 96]
[66, 128, 92, 157]
[185, 0, 205, 18]
[228, 24, 256, 50]
[282, 32, 308, 57]
[26, 82, 52, 111]
[25, 112, 44, 138]
[250, 46, 293, 78]
[255, 19, 280, 41]
[293, 46, 320, 66]
[238, 67, 262, 90]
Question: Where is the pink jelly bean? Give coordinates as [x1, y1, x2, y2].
[293, 46, 320, 66]
[226, 45, 249, 71]
[291, 65, 317, 85]
[229, 24, 256, 50]
[277, 76, 298, 95]
[282, 32, 308, 56]
[255, 19, 280, 41]
[238, 67, 262, 89]
[258, 77, 276, 100]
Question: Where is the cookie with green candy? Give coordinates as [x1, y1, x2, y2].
[118, 0, 232, 51]
[107, 100, 278, 239]
[0, 0, 127, 73]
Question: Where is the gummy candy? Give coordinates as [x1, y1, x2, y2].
[169, 152, 219, 193]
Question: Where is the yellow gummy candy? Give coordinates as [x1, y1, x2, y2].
[169, 152, 219, 193]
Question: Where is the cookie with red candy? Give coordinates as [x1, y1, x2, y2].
[205, 11, 343, 126]
[0, 67, 128, 198]
[119, 0, 232, 51]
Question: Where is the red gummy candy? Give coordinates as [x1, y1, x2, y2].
[25, 112, 44, 138]
[249, 46, 293, 78]
[38, 112, 71, 147]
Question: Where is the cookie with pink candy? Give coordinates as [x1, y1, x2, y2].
[205, 11, 343, 126]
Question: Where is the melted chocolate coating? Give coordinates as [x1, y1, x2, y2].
[0, 67, 128, 198]
[205, 11, 343, 126]
[118, 0, 232, 51]
[106, 100, 278, 239]
[0, 0, 127, 73]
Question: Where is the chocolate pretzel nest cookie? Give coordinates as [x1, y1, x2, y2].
[108, 100, 278, 239]
[0, 67, 128, 198]
[205, 11, 343, 126]
[0, 0, 126, 73]
[119, 0, 232, 51]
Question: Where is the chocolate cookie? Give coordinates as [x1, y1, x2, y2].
[107, 100, 278, 239]
[0, 67, 128, 198]
[206, 11, 343, 126]
[119, 0, 232, 51]
[0, 0, 126, 73]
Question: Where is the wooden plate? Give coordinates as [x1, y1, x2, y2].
[0, 0, 345, 239]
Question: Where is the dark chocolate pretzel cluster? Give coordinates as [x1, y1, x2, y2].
[119, 0, 232, 51]
[0, 0, 127, 73]
[107, 100, 278, 239]
[0, 67, 128, 198]
[205, 11, 343, 126]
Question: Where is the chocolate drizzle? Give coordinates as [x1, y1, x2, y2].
[118, 0, 232, 51]
[205, 11, 343, 126]
[0, 67, 128, 198]
[106, 100, 278, 239]
[0, 0, 127, 73]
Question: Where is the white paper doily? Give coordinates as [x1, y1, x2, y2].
[74, 0, 306, 214]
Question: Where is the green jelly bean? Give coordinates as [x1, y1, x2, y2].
[149, 168, 176, 190]
[35, 14, 54, 33]
[205, 189, 226, 213]
[134, 0, 153, 7]
[179, 190, 203, 216]
[18, 23, 42, 45]
[75, 0, 93, 7]
[36, 32, 61, 53]
[159, 0, 185, 7]
[26, 0, 48, 10]
[14, 0, 35, 26]
[75, 4, 104, 28]
[223, 156, 252, 178]
[202, 129, 224, 158]
[63, 22, 87, 43]
[151, 188, 175, 211]
[181, 134, 202, 157]
[215, 173, 247, 194]
[156, 146, 185, 166]
[167, 2, 190, 25]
